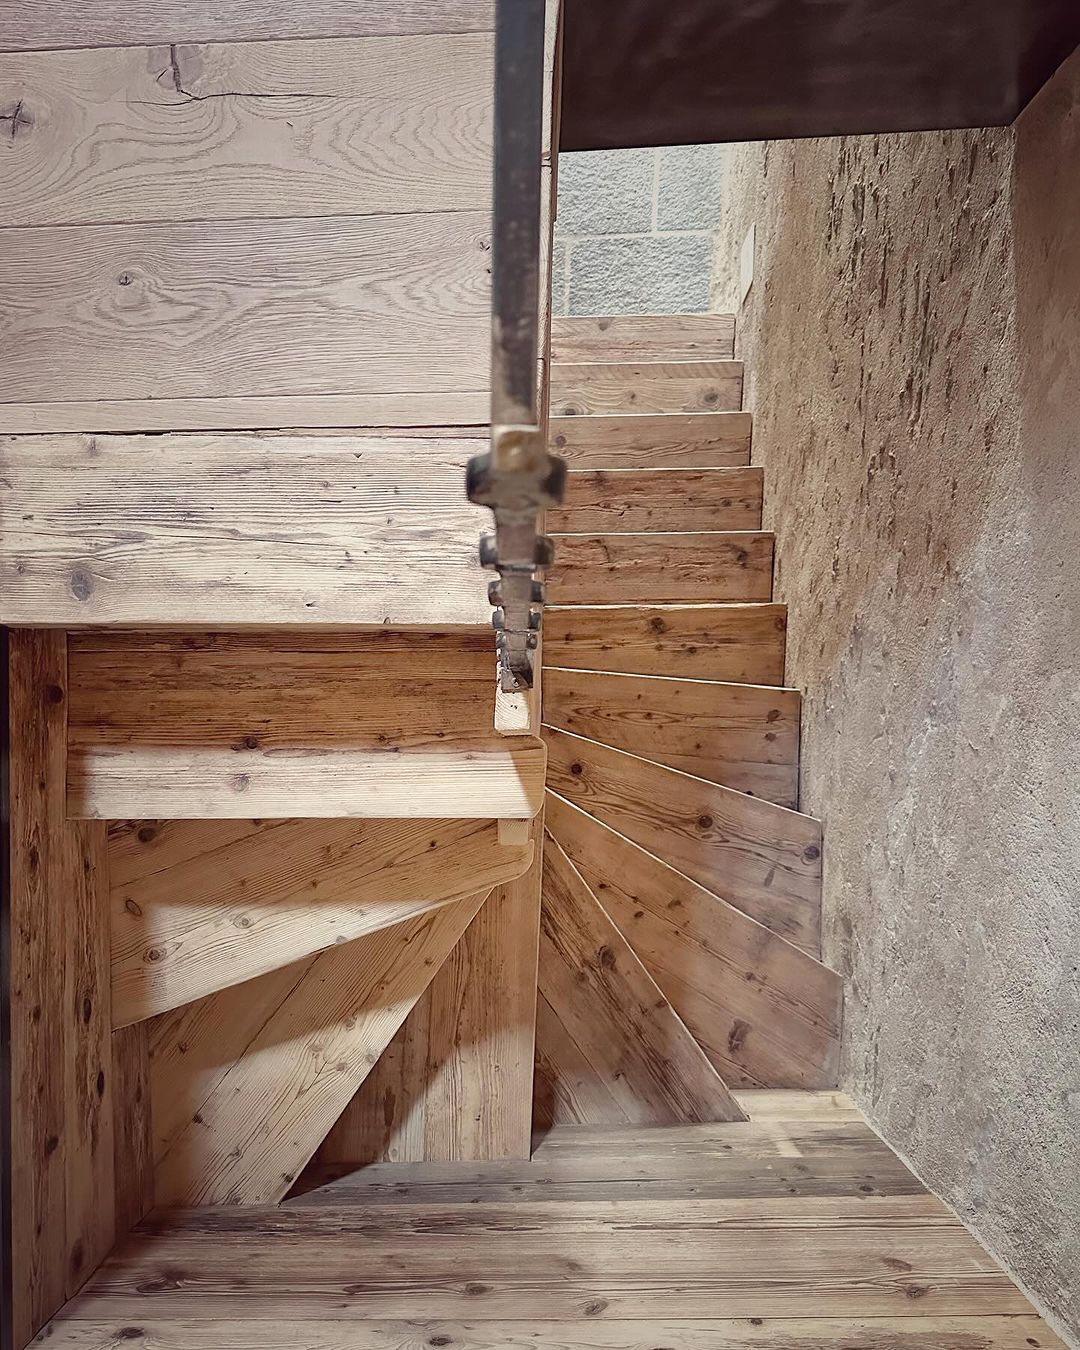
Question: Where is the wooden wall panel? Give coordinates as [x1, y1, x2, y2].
[0, 36, 492, 227]
[8, 632, 114, 1345]
[110, 1025, 154, 1237]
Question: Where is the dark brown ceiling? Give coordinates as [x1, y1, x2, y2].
[559, 0, 1080, 150]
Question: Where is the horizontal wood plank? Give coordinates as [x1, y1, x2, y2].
[1, 435, 491, 626]
[547, 467, 763, 533]
[0, 211, 489, 406]
[550, 361, 743, 416]
[550, 314, 736, 363]
[547, 532, 774, 604]
[546, 795, 841, 1087]
[110, 816, 533, 1025]
[543, 726, 822, 951]
[550, 412, 752, 469]
[543, 604, 788, 683]
[542, 667, 799, 805]
[1, 1, 495, 51]
[0, 35, 492, 227]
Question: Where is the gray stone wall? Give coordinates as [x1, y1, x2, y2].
[712, 49, 1080, 1346]
[552, 145, 724, 315]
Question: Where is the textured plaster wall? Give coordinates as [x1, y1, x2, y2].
[552, 145, 724, 314]
[713, 48, 1080, 1341]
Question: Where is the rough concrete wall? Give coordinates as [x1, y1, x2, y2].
[712, 49, 1080, 1343]
[552, 145, 724, 314]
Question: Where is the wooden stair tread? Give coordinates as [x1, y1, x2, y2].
[550, 360, 744, 416]
[548, 466, 763, 533]
[550, 411, 752, 469]
[547, 532, 774, 604]
[550, 313, 736, 362]
[542, 667, 799, 805]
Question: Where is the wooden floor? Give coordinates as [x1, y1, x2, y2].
[45, 1093, 1063, 1349]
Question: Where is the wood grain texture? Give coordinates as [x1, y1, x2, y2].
[550, 361, 743, 416]
[1, 1, 495, 50]
[109, 815, 533, 1025]
[538, 834, 745, 1125]
[542, 667, 800, 805]
[8, 632, 115, 1345]
[550, 412, 752, 469]
[1, 435, 491, 626]
[0, 35, 492, 227]
[111, 1024, 154, 1237]
[35, 1318, 1072, 1349]
[68, 630, 498, 750]
[543, 604, 787, 683]
[153, 891, 491, 1206]
[550, 313, 736, 363]
[548, 467, 762, 533]
[547, 532, 774, 604]
[546, 794, 841, 1088]
[0, 212, 489, 404]
[320, 835, 544, 1165]
[543, 726, 822, 952]
[71, 739, 546, 821]
[533, 991, 632, 1128]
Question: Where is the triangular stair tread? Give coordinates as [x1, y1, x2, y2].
[538, 832, 746, 1125]
[546, 792, 841, 1089]
[546, 532, 773, 604]
[550, 411, 752, 470]
[543, 725, 822, 954]
[542, 667, 800, 806]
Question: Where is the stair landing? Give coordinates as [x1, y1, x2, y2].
[45, 1093, 1063, 1348]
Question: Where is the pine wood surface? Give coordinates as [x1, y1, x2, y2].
[542, 667, 800, 805]
[543, 604, 787, 683]
[547, 466, 763, 532]
[549, 412, 752, 470]
[550, 360, 744, 416]
[550, 314, 736, 363]
[546, 532, 774, 604]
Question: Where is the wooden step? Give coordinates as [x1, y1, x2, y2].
[543, 667, 800, 805]
[547, 532, 773, 604]
[550, 313, 736, 362]
[550, 360, 743, 416]
[547, 466, 763, 532]
[547, 794, 841, 1088]
[0, 433, 491, 626]
[550, 411, 752, 469]
[544, 603, 787, 683]
[543, 726, 822, 953]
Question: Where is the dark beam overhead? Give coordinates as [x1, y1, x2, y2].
[559, 0, 1080, 151]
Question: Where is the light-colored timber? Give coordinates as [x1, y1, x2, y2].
[153, 891, 491, 1207]
[320, 836, 544, 1164]
[543, 727, 822, 952]
[546, 532, 774, 604]
[538, 835, 745, 1124]
[550, 313, 736, 363]
[547, 466, 763, 532]
[0, 36, 492, 228]
[1, 436, 491, 626]
[109, 816, 534, 1025]
[550, 359, 744, 416]
[544, 603, 787, 685]
[542, 667, 800, 805]
[550, 411, 752, 469]
[546, 794, 841, 1087]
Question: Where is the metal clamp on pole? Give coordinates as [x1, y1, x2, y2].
[468, 0, 566, 694]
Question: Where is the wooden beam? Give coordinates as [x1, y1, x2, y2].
[542, 667, 800, 806]
[546, 532, 774, 604]
[549, 314, 736, 362]
[110, 816, 534, 1026]
[0, 35, 492, 228]
[547, 466, 763, 532]
[550, 361, 743, 416]
[543, 725, 822, 952]
[111, 1025, 154, 1238]
[543, 603, 787, 683]
[71, 739, 546, 821]
[1, 436, 491, 626]
[153, 891, 491, 1206]
[550, 412, 752, 470]
[546, 793, 842, 1088]
[538, 834, 745, 1124]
